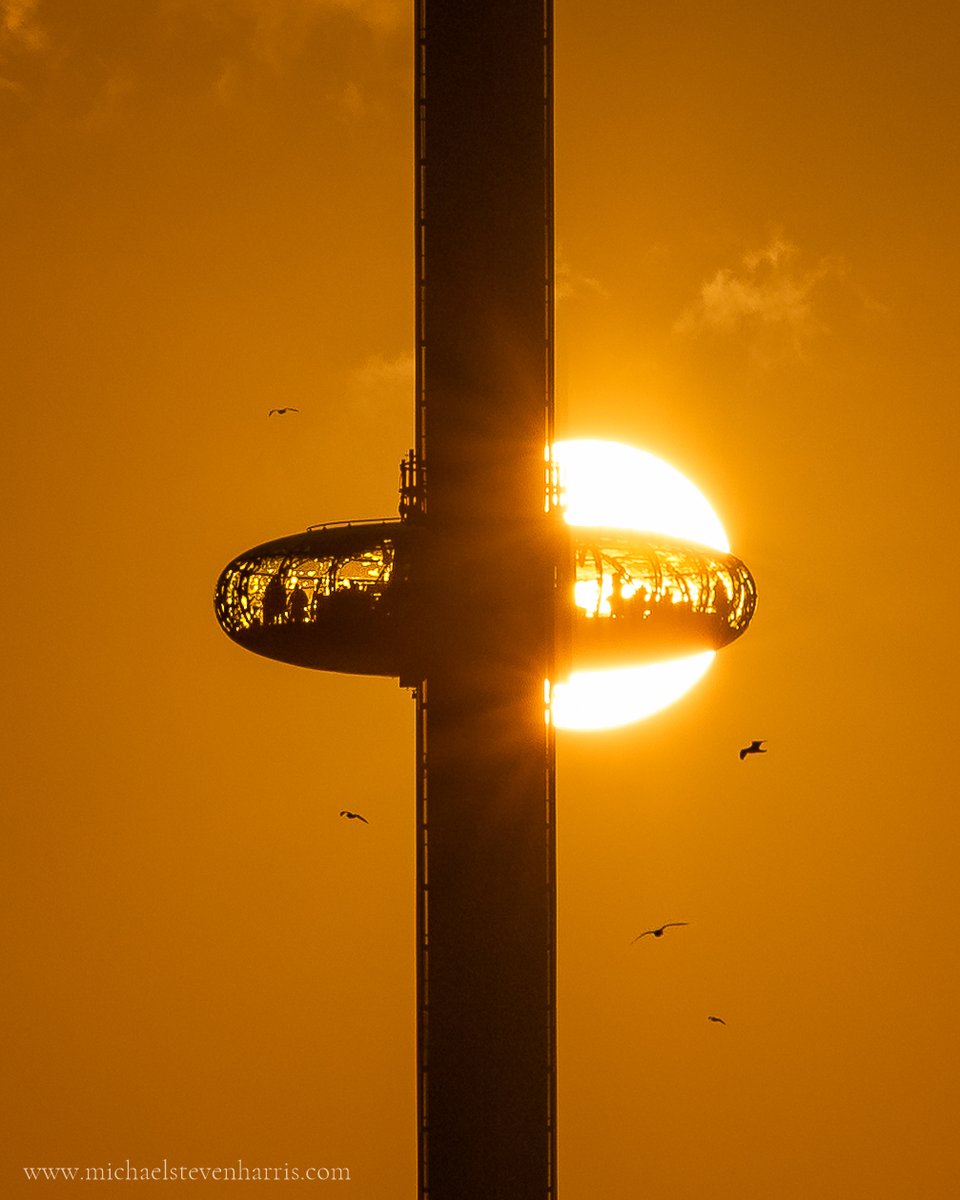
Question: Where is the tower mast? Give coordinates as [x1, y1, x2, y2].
[413, 2, 557, 1196]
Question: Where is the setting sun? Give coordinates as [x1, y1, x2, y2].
[554, 439, 729, 551]
[551, 439, 728, 730]
[552, 650, 716, 730]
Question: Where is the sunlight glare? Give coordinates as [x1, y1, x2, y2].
[554, 439, 729, 551]
[552, 651, 715, 731]
[551, 439, 727, 731]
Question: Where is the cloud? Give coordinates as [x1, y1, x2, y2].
[235, 0, 404, 65]
[332, 80, 366, 121]
[212, 59, 241, 106]
[162, 0, 403, 72]
[1, 0, 45, 89]
[78, 69, 143, 130]
[555, 251, 608, 302]
[348, 348, 415, 417]
[154, 0, 404, 107]
[341, 350, 413, 434]
[0, 0, 404, 121]
[0, 0, 44, 89]
[349, 350, 414, 394]
[322, 0, 405, 34]
[674, 236, 845, 362]
[1, 0, 45, 51]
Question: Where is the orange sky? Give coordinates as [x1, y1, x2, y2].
[4, 1, 960, 1196]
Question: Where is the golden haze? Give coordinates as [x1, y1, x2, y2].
[4, 2, 960, 1197]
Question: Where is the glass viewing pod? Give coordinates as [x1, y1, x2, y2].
[214, 520, 414, 679]
[214, 516, 757, 684]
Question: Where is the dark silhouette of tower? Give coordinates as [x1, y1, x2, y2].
[411, 3, 557, 1195]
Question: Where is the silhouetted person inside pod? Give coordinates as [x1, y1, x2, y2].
[714, 577, 732, 624]
[288, 582, 308, 623]
[262, 570, 287, 626]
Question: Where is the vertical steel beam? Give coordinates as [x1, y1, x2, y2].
[414, 2, 556, 1196]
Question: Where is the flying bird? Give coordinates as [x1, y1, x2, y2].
[739, 739, 766, 760]
[339, 810, 368, 823]
[708, 1015, 726, 1025]
[631, 922, 688, 942]
[268, 406, 300, 416]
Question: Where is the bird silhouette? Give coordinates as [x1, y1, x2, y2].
[631, 922, 688, 942]
[339, 810, 368, 823]
[268, 406, 300, 416]
[739, 739, 766, 760]
[707, 1015, 726, 1025]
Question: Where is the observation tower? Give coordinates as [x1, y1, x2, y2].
[215, 3, 756, 1196]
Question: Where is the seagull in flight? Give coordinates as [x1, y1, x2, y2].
[631, 922, 688, 942]
[268, 406, 300, 416]
[739, 739, 767, 760]
[707, 1015, 726, 1025]
[339, 810, 368, 824]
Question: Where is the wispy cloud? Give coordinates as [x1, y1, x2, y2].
[79, 70, 141, 130]
[555, 252, 608, 302]
[348, 350, 415, 420]
[1, 0, 45, 91]
[330, 80, 367, 122]
[343, 350, 413, 432]
[235, 0, 404, 65]
[1, 0, 45, 51]
[319, 0, 405, 34]
[0, 0, 404, 119]
[674, 236, 846, 362]
[349, 350, 414, 394]
[157, 0, 404, 106]
[163, 0, 403, 70]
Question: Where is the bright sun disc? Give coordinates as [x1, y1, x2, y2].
[551, 439, 728, 731]
[554, 439, 729, 551]
[552, 651, 716, 731]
